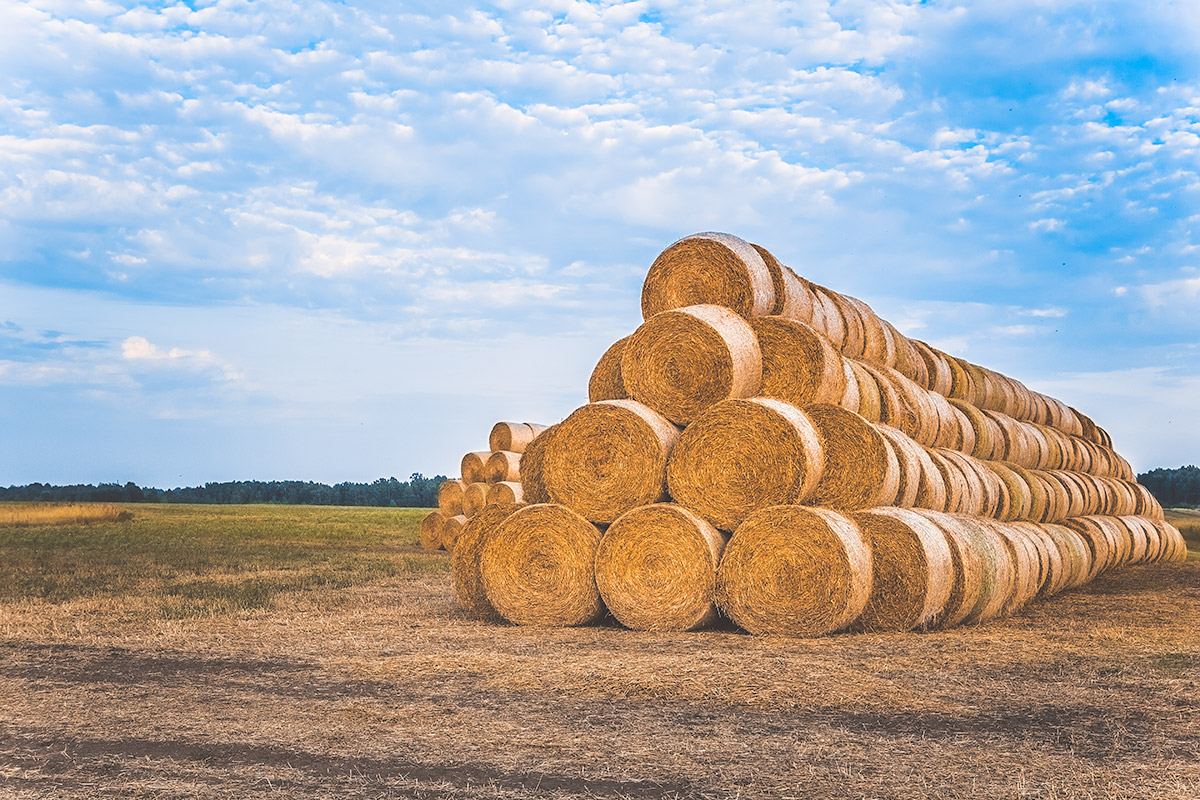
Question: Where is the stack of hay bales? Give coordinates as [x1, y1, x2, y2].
[430, 232, 1187, 636]
[420, 421, 547, 552]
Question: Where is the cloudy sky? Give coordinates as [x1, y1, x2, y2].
[2, 0, 1198, 487]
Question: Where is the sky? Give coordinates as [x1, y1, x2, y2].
[2, 0, 1199, 487]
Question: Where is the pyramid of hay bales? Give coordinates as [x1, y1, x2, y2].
[423, 232, 1187, 636]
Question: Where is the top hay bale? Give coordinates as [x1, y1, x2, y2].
[641, 232, 776, 319]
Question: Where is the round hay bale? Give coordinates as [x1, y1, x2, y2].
[991, 522, 1044, 611]
[826, 290, 867, 358]
[480, 503, 605, 627]
[441, 514, 469, 551]
[862, 364, 905, 433]
[910, 443, 950, 512]
[420, 510, 447, 552]
[890, 326, 930, 388]
[805, 403, 901, 510]
[945, 402, 976, 455]
[1048, 471, 1087, 518]
[874, 425, 922, 509]
[973, 461, 1011, 520]
[1131, 482, 1164, 520]
[845, 360, 883, 423]
[487, 481, 524, 506]
[847, 296, 895, 366]
[1153, 520, 1188, 564]
[622, 304, 762, 425]
[950, 515, 1016, 624]
[542, 400, 679, 524]
[937, 450, 986, 516]
[808, 284, 847, 348]
[883, 370, 940, 446]
[779, 266, 828, 330]
[588, 336, 631, 402]
[925, 448, 968, 514]
[1116, 515, 1151, 564]
[438, 479, 466, 516]
[747, 316, 847, 407]
[451, 502, 522, 620]
[838, 359, 862, 415]
[1043, 523, 1093, 590]
[485, 450, 521, 484]
[716, 505, 871, 636]
[949, 399, 998, 461]
[988, 463, 1033, 522]
[460, 451, 491, 485]
[1023, 522, 1070, 596]
[1062, 517, 1119, 576]
[518, 423, 558, 504]
[749, 243, 788, 316]
[666, 397, 824, 530]
[911, 340, 953, 396]
[1007, 464, 1049, 522]
[642, 232, 775, 319]
[945, 356, 975, 402]
[908, 509, 984, 629]
[489, 421, 540, 454]
[1032, 470, 1070, 523]
[595, 503, 729, 631]
[849, 508, 954, 632]
[463, 482, 489, 516]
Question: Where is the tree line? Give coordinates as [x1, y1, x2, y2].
[0, 475, 448, 507]
[1137, 466, 1200, 508]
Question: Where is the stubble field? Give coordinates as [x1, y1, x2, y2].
[1, 503, 1198, 799]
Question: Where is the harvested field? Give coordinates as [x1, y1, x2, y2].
[1, 504, 1197, 799]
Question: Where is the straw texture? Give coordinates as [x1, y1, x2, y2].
[588, 337, 631, 402]
[641, 232, 776, 319]
[489, 421, 542, 454]
[485, 450, 522, 484]
[452, 502, 523, 621]
[850, 508, 954, 632]
[805, 403, 901, 510]
[748, 316, 846, 407]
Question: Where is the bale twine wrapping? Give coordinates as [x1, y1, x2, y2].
[485, 450, 521, 484]
[942, 514, 1015, 624]
[480, 503, 605, 627]
[595, 503, 729, 631]
[641, 232, 776, 319]
[849, 508, 954, 632]
[451, 502, 523, 620]
[908, 509, 984, 629]
[518, 423, 558, 504]
[463, 482, 489, 516]
[747, 316, 847, 407]
[461, 451, 491, 484]
[588, 336, 631, 402]
[542, 400, 679, 524]
[874, 425, 922, 509]
[420, 510, 447, 552]
[716, 505, 871, 636]
[666, 398, 824, 530]
[622, 304, 762, 425]
[487, 481, 524, 506]
[438, 479, 466, 516]
[805, 403, 901, 510]
[441, 514, 469, 551]
[489, 421, 541, 454]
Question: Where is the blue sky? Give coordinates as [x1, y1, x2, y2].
[2, 0, 1198, 486]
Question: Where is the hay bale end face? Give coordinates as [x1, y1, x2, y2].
[463, 482, 489, 516]
[642, 232, 776, 319]
[437, 479, 466, 516]
[485, 450, 521, 483]
[716, 505, 871, 636]
[748, 316, 847, 408]
[666, 397, 824, 531]
[460, 451, 491, 484]
[622, 304, 762, 425]
[805, 403, 901, 510]
[420, 510, 447, 552]
[541, 400, 679, 524]
[595, 503, 728, 632]
[480, 503, 605, 627]
[850, 507, 954, 632]
[487, 481, 524, 506]
[441, 514, 469, 551]
[488, 421, 543, 454]
[588, 336, 631, 402]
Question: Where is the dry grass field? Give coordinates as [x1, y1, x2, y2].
[1, 503, 1198, 799]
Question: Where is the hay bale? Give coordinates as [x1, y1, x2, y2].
[518, 423, 558, 504]
[716, 505, 871, 636]
[485, 450, 521, 484]
[845, 360, 883, 423]
[541, 400, 679, 524]
[874, 425, 922, 509]
[849, 508, 954, 632]
[487, 481, 524, 506]
[949, 399, 998, 461]
[1153, 519, 1188, 564]
[441, 514, 469, 551]
[1016, 522, 1067, 597]
[666, 397, 824, 530]
[890, 326, 930, 388]
[988, 463, 1033, 521]
[1061, 517, 1116, 577]
[907, 509, 984, 629]
[747, 316, 847, 407]
[838, 359, 862, 415]
[642, 232, 776, 319]
[911, 340, 953, 396]
[622, 304, 762, 425]
[805, 403, 901, 510]
[862, 363, 904, 430]
[909, 442, 950, 512]
[1042, 523, 1094, 589]
[991, 522, 1043, 612]
[489, 421, 544, 454]
[438, 479, 466, 516]
[825, 289, 867, 358]
[451, 502, 523, 620]
[779, 266, 828, 330]
[749, 243, 788, 316]
[925, 448, 967, 514]
[938, 514, 1014, 624]
[480, 503, 605, 627]
[1131, 482, 1164, 520]
[420, 510, 447, 552]
[463, 482, 489, 516]
[588, 337, 631, 402]
[595, 503, 729, 631]
[936, 450, 986, 516]
[460, 451, 491, 485]
[808, 283, 847, 348]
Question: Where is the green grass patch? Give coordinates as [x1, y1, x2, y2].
[1165, 509, 1200, 561]
[0, 504, 446, 617]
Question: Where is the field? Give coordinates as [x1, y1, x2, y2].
[1, 504, 1198, 799]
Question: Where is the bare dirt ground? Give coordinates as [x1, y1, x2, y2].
[2, 514, 1199, 799]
